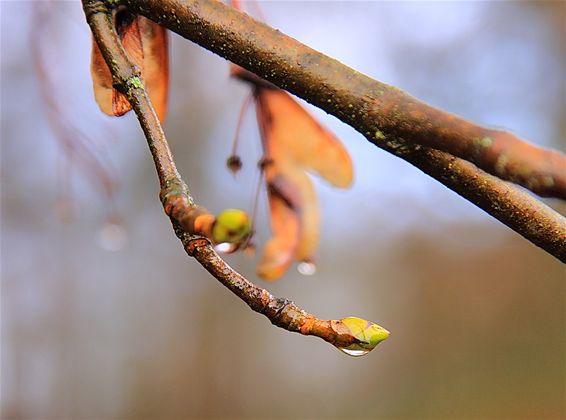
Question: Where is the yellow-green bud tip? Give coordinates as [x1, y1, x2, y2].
[212, 209, 252, 244]
[341, 316, 390, 352]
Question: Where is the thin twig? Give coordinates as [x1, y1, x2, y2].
[81, 0, 388, 353]
[229, 91, 253, 160]
[119, 0, 566, 262]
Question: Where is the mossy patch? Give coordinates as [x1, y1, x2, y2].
[127, 76, 143, 90]
[374, 130, 386, 141]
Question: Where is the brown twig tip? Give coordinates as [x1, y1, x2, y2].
[187, 240, 389, 356]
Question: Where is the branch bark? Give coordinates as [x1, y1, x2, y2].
[118, 0, 566, 261]
[82, 0, 390, 354]
[121, 0, 566, 198]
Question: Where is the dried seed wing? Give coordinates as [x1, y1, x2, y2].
[90, 12, 168, 122]
[139, 17, 169, 123]
[90, 10, 143, 117]
[259, 89, 353, 188]
[257, 165, 301, 281]
[280, 166, 319, 263]
[90, 38, 115, 116]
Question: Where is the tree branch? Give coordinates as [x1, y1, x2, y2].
[125, 0, 566, 199]
[118, 0, 566, 262]
[82, 0, 390, 355]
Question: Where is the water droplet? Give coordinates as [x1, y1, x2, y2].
[338, 347, 370, 357]
[97, 221, 127, 251]
[215, 242, 238, 254]
[297, 260, 316, 276]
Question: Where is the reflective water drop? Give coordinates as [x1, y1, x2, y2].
[297, 260, 316, 276]
[215, 242, 238, 254]
[338, 347, 370, 357]
[97, 221, 127, 251]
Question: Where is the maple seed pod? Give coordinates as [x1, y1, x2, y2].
[212, 209, 252, 244]
[337, 316, 390, 356]
[226, 155, 243, 174]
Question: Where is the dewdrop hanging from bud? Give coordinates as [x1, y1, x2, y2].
[214, 242, 239, 254]
[297, 260, 316, 276]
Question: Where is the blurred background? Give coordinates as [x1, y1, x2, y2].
[1, 1, 565, 419]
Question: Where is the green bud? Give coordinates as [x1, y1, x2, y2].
[340, 316, 390, 353]
[212, 209, 252, 244]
